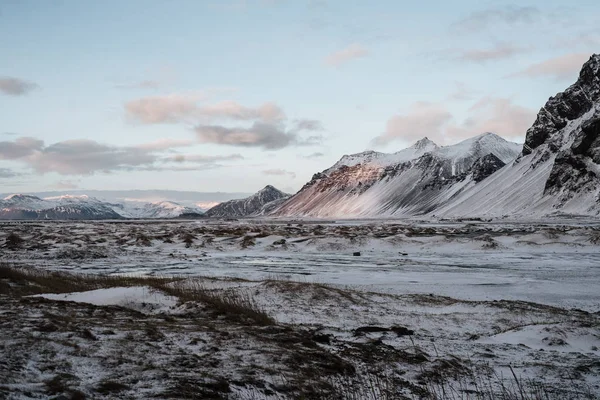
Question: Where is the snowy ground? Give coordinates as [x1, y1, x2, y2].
[1, 219, 599, 399]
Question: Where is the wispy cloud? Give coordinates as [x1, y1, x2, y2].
[166, 153, 244, 163]
[0, 137, 243, 175]
[195, 122, 297, 150]
[508, 53, 592, 81]
[263, 168, 296, 179]
[125, 96, 285, 124]
[134, 138, 196, 151]
[301, 152, 325, 159]
[53, 180, 80, 190]
[325, 44, 369, 67]
[457, 44, 524, 63]
[115, 80, 161, 90]
[451, 5, 542, 33]
[0, 168, 20, 178]
[0, 77, 38, 96]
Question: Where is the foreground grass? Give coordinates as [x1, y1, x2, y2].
[0, 263, 273, 326]
[0, 264, 596, 400]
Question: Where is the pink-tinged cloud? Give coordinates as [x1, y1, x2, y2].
[458, 44, 524, 62]
[134, 138, 196, 151]
[262, 168, 296, 179]
[373, 98, 536, 146]
[325, 44, 369, 67]
[372, 102, 453, 146]
[167, 153, 244, 163]
[510, 53, 593, 81]
[0, 136, 245, 175]
[0, 77, 38, 96]
[125, 94, 201, 124]
[125, 96, 286, 124]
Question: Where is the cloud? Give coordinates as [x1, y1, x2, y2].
[53, 180, 80, 190]
[457, 44, 524, 63]
[0, 137, 45, 159]
[26, 140, 157, 175]
[509, 53, 592, 81]
[195, 122, 298, 150]
[373, 98, 536, 146]
[293, 119, 324, 131]
[447, 82, 476, 102]
[372, 102, 453, 146]
[451, 5, 541, 33]
[263, 168, 296, 179]
[125, 96, 285, 124]
[115, 80, 161, 90]
[134, 138, 196, 151]
[302, 152, 325, 159]
[0, 77, 38, 96]
[446, 97, 536, 142]
[167, 153, 244, 163]
[124, 94, 203, 124]
[0, 168, 20, 178]
[325, 44, 369, 67]
[0, 137, 243, 175]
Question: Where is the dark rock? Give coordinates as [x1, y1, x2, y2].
[471, 153, 506, 182]
[390, 326, 414, 336]
[353, 251, 361, 256]
[353, 326, 389, 336]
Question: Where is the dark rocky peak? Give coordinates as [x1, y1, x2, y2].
[523, 54, 600, 155]
[471, 153, 506, 182]
[256, 185, 287, 199]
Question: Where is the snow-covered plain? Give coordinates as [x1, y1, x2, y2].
[1, 219, 599, 398]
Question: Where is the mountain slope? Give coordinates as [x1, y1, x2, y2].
[273, 133, 521, 218]
[435, 54, 600, 218]
[204, 185, 289, 218]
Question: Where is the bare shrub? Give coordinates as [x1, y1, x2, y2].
[5, 232, 24, 250]
[161, 280, 274, 326]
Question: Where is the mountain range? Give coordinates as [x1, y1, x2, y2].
[1, 54, 598, 220]
[271, 54, 600, 219]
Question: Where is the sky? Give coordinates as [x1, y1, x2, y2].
[0, 0, 598, 194]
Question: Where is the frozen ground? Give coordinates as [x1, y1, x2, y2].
[1, 219, 599, 311]
[1, 219, 599, 399]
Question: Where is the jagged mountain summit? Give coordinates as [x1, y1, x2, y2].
[435, 54, 600, 217]
[0, 194, 204, 220]
[273, 133, 521, 218]
[204, 185, 290, 218]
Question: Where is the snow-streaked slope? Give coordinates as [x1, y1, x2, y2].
[205, 185, 289, 218]
[274, 133, 520, 218]
[436, 54, 600, 218]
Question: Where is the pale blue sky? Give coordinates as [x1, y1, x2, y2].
[0, 0, 598, 193]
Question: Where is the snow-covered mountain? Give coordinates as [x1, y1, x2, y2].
[204, 185, 289, 218]
[274, 54, 600, 219]
[0, 194, 204, 220]
[435, 54, 600, 218]
[273, 133, 521, 218]
[111, 200, 203, 219]
[0, 194, 124, 220]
